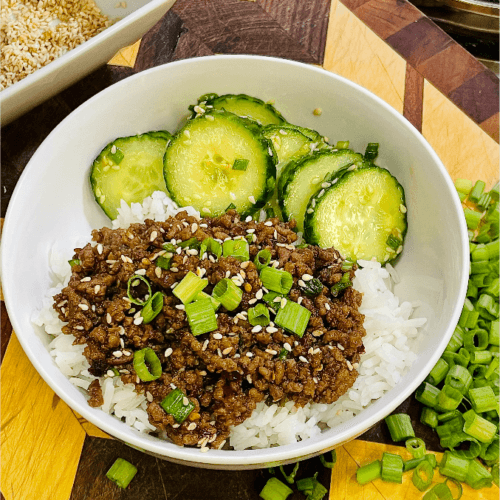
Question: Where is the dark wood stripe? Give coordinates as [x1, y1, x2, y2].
[415, 43, 484, 96]
[480, 112, 500, 143]
[171, 0, 317, 63]
[341, 0, 372, 11]
[257, 0, 332, 64]
[385, 17, 453, 68]
[350, 0, 423, 40]
[403, 64, 424, 132]
[1, 302, 13, 365]
[449, 69, 500, 126]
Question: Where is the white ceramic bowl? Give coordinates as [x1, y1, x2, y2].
[2, 55, 469, 469]
[0, 0, 176, 126]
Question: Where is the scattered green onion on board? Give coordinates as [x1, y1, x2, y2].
[106, 458, 137, 489]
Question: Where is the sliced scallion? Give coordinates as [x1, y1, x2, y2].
[185, 298, 217, 336]
[356, 459, 381, 485]
[465, 459, 493, 489]
[422, 482, 454, 500]
[385, 413, 415, 442]
[364, 142, 379, 161]
[279, 462, 299, 484]
[254, 249, 272, 271]
[212, 278, 243, 311]
[426, 358, 450, 386]
[178, 238, 200, 249]
[444, 364, 473, 394]
[200, 238, 222, 260]
[259, 477, 293, 500]
[406, 437, 426, 458]
[106, 458, 137, 489]
[173, 271, 208, 304]
[141, 291, 164, 324]
[160, 388, 195, 423]
[108, 147, 125, 165]
[381, 452, 404, 483]
[127, 274, 152, 306]
[68, 258, 81, 267]
[133, 347, 162, 381]
[260, 267, 293, 295]
[413, 459, 434, 491]
[330, 272, 352, 297]
[248, 303, 271, 327]
[194, 291, 221, 311]
[469, 386, 497, 413]
[439, 451, 471, 482]
[436, 385, 463, 412]
[274, 300, 311, 338]
[156, 255, 171, 270]
[320, 450, 337, 469]
[463, 409, 498, 444]
[420, 407, 439, 428]
[223, 239, 249, 262]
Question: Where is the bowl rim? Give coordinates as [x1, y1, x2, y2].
[2, 54, 470, 467]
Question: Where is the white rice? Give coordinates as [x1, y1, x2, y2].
[33, 191, 427, 450]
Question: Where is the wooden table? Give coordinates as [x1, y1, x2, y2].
[1, 1, 498, 499]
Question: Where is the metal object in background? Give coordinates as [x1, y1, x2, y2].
[411, 0, 499, 75]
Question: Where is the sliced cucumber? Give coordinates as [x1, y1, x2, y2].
[285, 124, 326, 143]
[303, 166, 407, 264]
[90, 132, 170, 219]
[164, 110, 276, 217]
[278, 150, 367, 232]
[195, 94, 286, 126]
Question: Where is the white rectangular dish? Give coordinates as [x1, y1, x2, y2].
[1, 0, 176, 126]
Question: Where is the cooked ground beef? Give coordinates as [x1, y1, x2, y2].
[53, 210, 365, 449]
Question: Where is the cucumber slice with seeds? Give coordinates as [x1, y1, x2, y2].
[164, 110, 276, 217]
[90, 132, 170, 219]
[195, 94, 286, 126]
[278, 150, 367, 232]
[304, 166, 407, 264]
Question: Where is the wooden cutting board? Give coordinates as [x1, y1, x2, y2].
[1, 0, 498, 499]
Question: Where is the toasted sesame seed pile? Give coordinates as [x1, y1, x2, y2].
[1, 0, 111, 91]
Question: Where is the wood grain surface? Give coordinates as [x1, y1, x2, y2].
[1, 0, 499, 499]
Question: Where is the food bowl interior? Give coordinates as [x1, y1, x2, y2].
[2, 55, 468, 469]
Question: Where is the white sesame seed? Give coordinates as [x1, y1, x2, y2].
[106, 313, 112, 323]
[313, 377, 318, 384]
[123, 350, 131, 356]
[280, 298, 287, 308]
[155, 267, 162, 278]
[81, 277, 91, 282]
[133, 317, 144, 325]
[222, 347, 232, 355]
[213, 333, 222, 340]
[200, 446, 209, 453]
[248, 195, 256, 204]
[325, 303, 331, 311]
[175, 304, 185, 310]
[264, 221, 273, 226]
[97, 244, 103, 255]
[164, 348, 173, 358]
[312, 330, 323, 337]
[255, 289, 263, 300]
[346, 360, 353, 371]
[106, 370, 115, 377]
[94, 285, 101, 294]
[170, 267, 179, 272]
[246, 228, 255, 234]
[337, 344, 345, 351]
[146, 392, 154, 402]
[400, 204, 407, 213]
[298, 279, 306, 287]
[75, 326, 84, 330]
[248, 298, 257, 305]
[297, 297, 303, 305]
[78, 304, 89, 311]
[266, 326, 278, 334]
[246, 352, 253, 358]
[183, 397, 189, 406]
[251, 325, 262, 333]
[283, 342, 292, 352]
[135, 269, 147, 276]
[302, 274, 313, 281]
[113, 351, 123, 357]
[299, 356, 308, 363]
[202, 340, 209, 351]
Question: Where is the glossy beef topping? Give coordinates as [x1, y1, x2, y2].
[53, 210, 365, 449]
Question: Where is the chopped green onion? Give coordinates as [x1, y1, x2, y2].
[469, 180, 486, 203]
[464, 209, 482, 230]
[465, 459, 493, 489]
[259, 477, 293, 500]
[296, 473, 328, 500]
[423, 482, 454, 500]
[381, 452, 404, 483]
[254, 249, 272, 271]
[260, 267, 294, 295]
[421, 407, 439, 428]
[278, 348, 287, 360]
[463, 409, 498, 443]
[200, 238, 222, 260]
[444, 364, 472, 394]
[364, 142, 379, 161]
[416, 382, 440, 408]
[330, 272, 352, 297]
[386, 234, 402, 251]
[438, 410, 462, 423]
[479, 435, 499, 462]
[335, 141, 349, 149]
[469, 386, 498, 413]
[279, 462, 299, 484]
[341, 258, 354, 271]
[485, 356, 499, 379]
[141, 291, 164, 324]
[274, 300, 311, 338]
[439, 451, 470, 481]
[212, 278, 243, 311]
[108, 147, 125, 165]
[156, 255, 171, 270]
[490, 181, 500, 201]
[413, 459, 434, 491]
[468, 364, 489, 378]
[178, 237, 200, 249]
[447, 431, 481, 459]
[68, 258, 81, 267]
[455, 179, 473, 195]
[185, 298, 217, 336]
[127, 275, 152, 306]
[320, 450, 337, 469]
[133, 347, 162, 381]
[222, 239, 249, 262]
[426, 358, 450, 386]
[464, 328, 489, 352]
[446, 327, 464, 353]
[232, 158, 249, 171]
[160, 388, 195, 423]
[404, 454, 437, 472]
[262, 291, 283, 308]
[173, 271, 208, 304]
[436, 385, 463, 411]
[470, 350, 493, 364]
[385, 414, 415, 442]
[194, 291, 220, 311]
[443, 478, 463, 500]
[406, 437, 426, 458]
[491, 462, 499, 487]
[356, 459, 381, 485]
[106, 458, 137, 489]
[466, 281, 478, 299]
[162, 242, 176, 252]
[248, 303, 271, 327]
